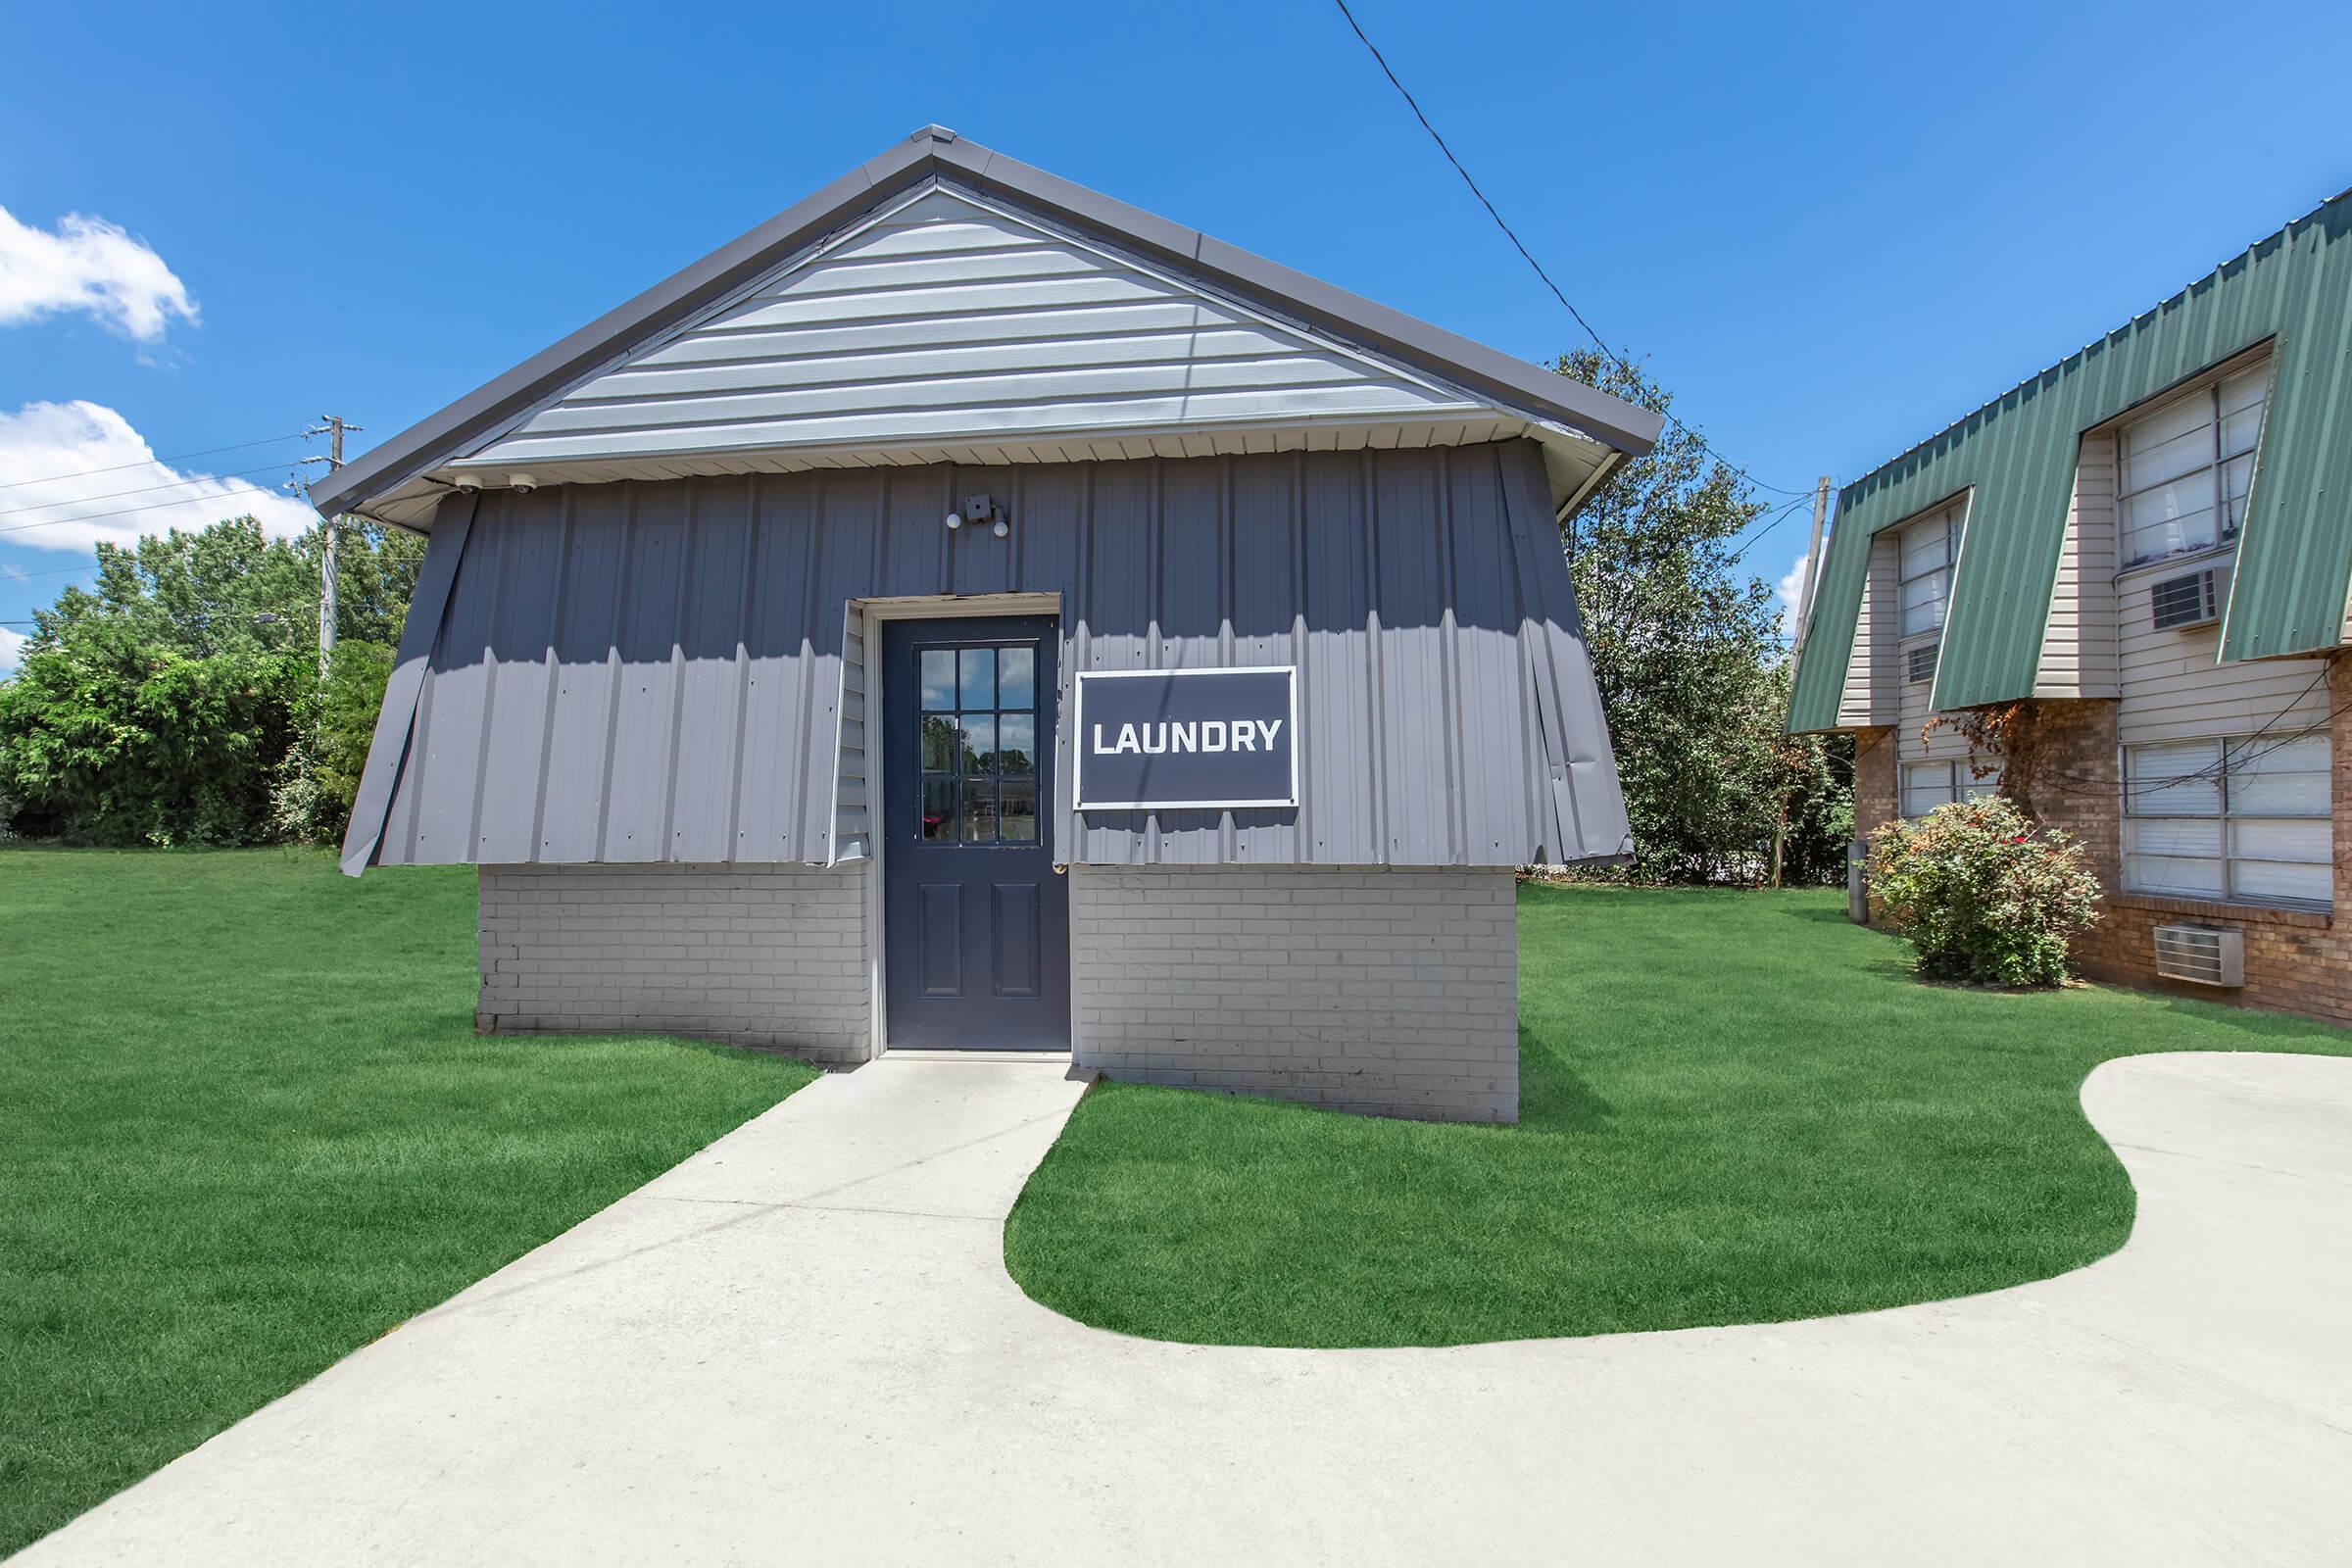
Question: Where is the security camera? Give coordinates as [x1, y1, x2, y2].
[508, 473, 538, 495]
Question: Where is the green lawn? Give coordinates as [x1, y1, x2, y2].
[1005, 882, 2352, 1348]
[0, 849, 814, 1557]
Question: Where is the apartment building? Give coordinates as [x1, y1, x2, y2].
[1790, 191, 2352, 1023]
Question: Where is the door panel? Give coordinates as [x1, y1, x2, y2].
[991, 883, 1043, 998]
[915, 884, 963, 999]
[882, 616, 1069, 1049]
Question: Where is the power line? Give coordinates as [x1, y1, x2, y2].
[2022, 666, 2336, 801]
[0, 560, 103, 582]
[0, 430, 314, 494]
[1726, 496, 1816, 567]
[1328, 0, 1811, 500]
[0, 460, 324, 521]
[0, 472, 319, 540]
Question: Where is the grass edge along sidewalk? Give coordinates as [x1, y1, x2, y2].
[0, 848, 816, 1558]
[1006, 881, 2352, 1348]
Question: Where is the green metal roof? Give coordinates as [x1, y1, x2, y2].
[1789, 191, 2352, 734]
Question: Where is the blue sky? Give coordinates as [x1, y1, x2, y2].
[5, 0, 2348, 667]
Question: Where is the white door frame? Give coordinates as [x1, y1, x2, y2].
[853, 592, 1064, 1059]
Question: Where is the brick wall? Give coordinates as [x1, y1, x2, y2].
[1069, 865, 1520, 1123]
[2066, 655, 2352, 1025]
[1853, 725, 1898, 838]
[476, 863, 872, 1063]
[1857, 663, 2352, 1028]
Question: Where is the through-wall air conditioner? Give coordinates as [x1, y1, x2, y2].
[2153, 923, 2243, 987]
[1905, 642, 1937, 684]
[2149, 568, 2221, 631]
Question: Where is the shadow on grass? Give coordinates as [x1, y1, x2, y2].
[1517, 1026, 1615, 1133]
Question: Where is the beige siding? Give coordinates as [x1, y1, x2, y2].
[1894, 670, 1974, 765]
[2118, 552, 2330, 745]
[1835, 531, 1901, 727]
[2034, 434, 2122, 697]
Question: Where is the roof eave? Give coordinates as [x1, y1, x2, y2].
[316, 125, 1659, 521]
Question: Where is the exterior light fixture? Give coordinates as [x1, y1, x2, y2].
[508, 473, 538, 494]
[454, 475, 482, 493]
[955, 494, 1007, 538]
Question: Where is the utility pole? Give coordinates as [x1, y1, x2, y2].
[310, 416, 361, 678]
[1770, 474, 1836, 889]
[1790, 474, 1833, 664]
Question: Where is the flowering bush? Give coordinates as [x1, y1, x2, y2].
[1866, 795, 2100, 988]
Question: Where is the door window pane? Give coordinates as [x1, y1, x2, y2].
[958, 714, 995, 774]
[998, 775, 1038, 842]
[919, 650, 956, 710]
[912, 637, 1046, 848]
[920, 775, 956, 840]
[959, 648, 996, 709]
[996, 712, 1036, 774]
[921, 715, 957, 771]
[959, 774, 1000, 842]
[998, 646, 1035, 709]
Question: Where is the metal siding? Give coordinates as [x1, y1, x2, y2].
[1299, 451, 1376, 863]
[337, 494, 475, 875]
[599, 492, 686, 860]
[729, 478, 821, 861]
[469, 188, 1485, 472]
[1789, 193, 2352, 732]
[1374, 451, 1452, 863]
[535, 487, 630, 860]
[469, 490, 565, 861]
[316, 130, 1659, 528]
[831, 605, 868, 862]
[359, 440, 1628, 870]
[669, 477, 757, 862]
[1446, 449, 1539, 859]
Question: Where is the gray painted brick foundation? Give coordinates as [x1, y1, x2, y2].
[477, 864, 872, 1064]
[1070, 866, 1520, 1123]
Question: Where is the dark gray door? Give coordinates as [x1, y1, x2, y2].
[881, 617, 1068, 1050]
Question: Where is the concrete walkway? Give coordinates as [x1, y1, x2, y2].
[17, 1051, 2352, 1566]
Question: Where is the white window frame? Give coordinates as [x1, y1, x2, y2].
[1901, 759, 2002, 818]
[1896, 504, 1960, 643]
[2116, 359, 2271, 571]
[2122, 732, 2332, 910]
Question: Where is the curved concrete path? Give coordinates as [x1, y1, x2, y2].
[16, 1051, 2352, 1566]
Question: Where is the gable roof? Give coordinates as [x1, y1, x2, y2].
[316, 125, 1659, 528]
[1788, 186, 2352, 730]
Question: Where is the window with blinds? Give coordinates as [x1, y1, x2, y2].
[1901, 759, 2002, 817]
[2123, 733, 2330, 907]
[2118, 362, 2269, 568]
[1897, 504, 1961, 640]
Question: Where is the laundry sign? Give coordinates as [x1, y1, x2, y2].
[1073, 665, 1298, 810]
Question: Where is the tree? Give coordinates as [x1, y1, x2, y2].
[0, 514, 418, 846]
[1552, 350, 1850, 885]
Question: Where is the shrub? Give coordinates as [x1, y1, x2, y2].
[1866, 795, 2100, 988]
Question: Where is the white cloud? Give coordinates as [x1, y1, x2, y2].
[0, 401, 318, 555]
[0, 207, 197, 342]
[1776, 549, 1814, 644]
[0, 625, 26, 677]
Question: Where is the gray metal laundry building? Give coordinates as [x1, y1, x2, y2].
[324, 126, 1653, 1122]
